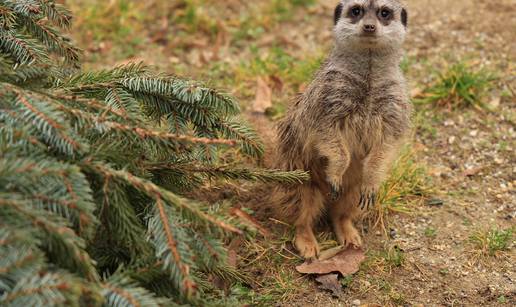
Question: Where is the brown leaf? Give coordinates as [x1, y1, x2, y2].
[296, 247, 365, 275]
[252, 76, 272, 114]
[230, 207, 270, 237]
[315, 274, 343, 298]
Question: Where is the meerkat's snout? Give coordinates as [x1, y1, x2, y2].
[360, 11, 379, 36]
[362, 23, 377, 34]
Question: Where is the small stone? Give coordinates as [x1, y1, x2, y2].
[469, 130, 478, 137]
[352, 299, 361, 306]
[489, 96, 501, 108]
[426, 198, 444, 207]
[389, 228, 397, 239]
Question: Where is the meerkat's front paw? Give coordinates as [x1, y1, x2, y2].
[294, 228, 320, 259]
[359, 186, 378, 210]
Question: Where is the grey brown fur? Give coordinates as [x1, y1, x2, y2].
[272, 0, 412, 258]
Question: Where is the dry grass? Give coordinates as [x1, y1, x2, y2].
[368, 144, 433, 232]
[468, 226, 514, 258]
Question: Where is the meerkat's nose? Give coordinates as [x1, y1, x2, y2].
[363, 24, 376, 33]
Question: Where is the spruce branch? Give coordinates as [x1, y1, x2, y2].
[100, 121, 237, 146]
[120, 76, 240, 116]
[97, 179, 150, 257]
[148, 198, 197, 297]
[146, 162, 310, 185]
[84, 162, 242, 235]
[43, 90, 140, 125]
[215, 118, 264, 158]
[0, 198, 99, 282]
[102, 274, 172, 307]
[0, 272, 89, 307]
[59, 62, 149, 88]
[39, 0, 73, 29]
[5, 85, 86, 155]
[104, 87, 143, 121]
[21, 15, 80, 64]
[0, 241, 44, 291]
[0, 155, 97, 235]
[0, 29, 49, 65]
[0, 5, 16, 29]
[3, 0, 41, 17]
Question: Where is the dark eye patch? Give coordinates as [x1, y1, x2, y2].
[379, 8, 392, 19]
[334, 3, 343, 25]
[377, 6, 394, 25]
[347, 5, 363, 23]
[401, 8, 408, 27]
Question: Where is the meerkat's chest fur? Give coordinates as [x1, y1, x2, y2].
[296, 52, 410, 159]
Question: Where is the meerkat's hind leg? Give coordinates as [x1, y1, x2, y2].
[293, 185, 325, 259]
[295, 225, 319, 259]
[330, 186, 363, 248]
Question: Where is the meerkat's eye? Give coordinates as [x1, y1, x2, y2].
[350, 6, 362, 17]
[379, 8, 392, 19]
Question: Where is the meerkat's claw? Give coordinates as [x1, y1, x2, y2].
[359, 188, 377, 210]
[329, 184, 341, 201]
[368, 192, 377, 209]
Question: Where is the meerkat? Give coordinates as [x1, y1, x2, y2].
[272, 0, 411, 259]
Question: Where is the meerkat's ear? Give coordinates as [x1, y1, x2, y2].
[401, 8, 408, 27]
[334, 3, 343, 25]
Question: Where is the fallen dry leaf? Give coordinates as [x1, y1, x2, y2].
[252, 76, 272, 114]
[315, 274, 343, 298]
[296, 247, 365, 275]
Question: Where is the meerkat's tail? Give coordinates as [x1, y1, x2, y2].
[270, 184, 304, 224]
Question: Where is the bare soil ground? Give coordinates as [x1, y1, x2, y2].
[69, 0, 515, 305]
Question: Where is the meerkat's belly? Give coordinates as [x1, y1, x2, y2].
[341, 113, 384, 160]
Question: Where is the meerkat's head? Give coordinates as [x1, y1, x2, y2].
[333, 0, 407, 51]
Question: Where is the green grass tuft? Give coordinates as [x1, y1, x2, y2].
[424, 226, 437, 238]
[417, 62, 495, 110]
[366, 245, 406, 274]
[370, 144, 432, 230]
[469, 226, 514, 256]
